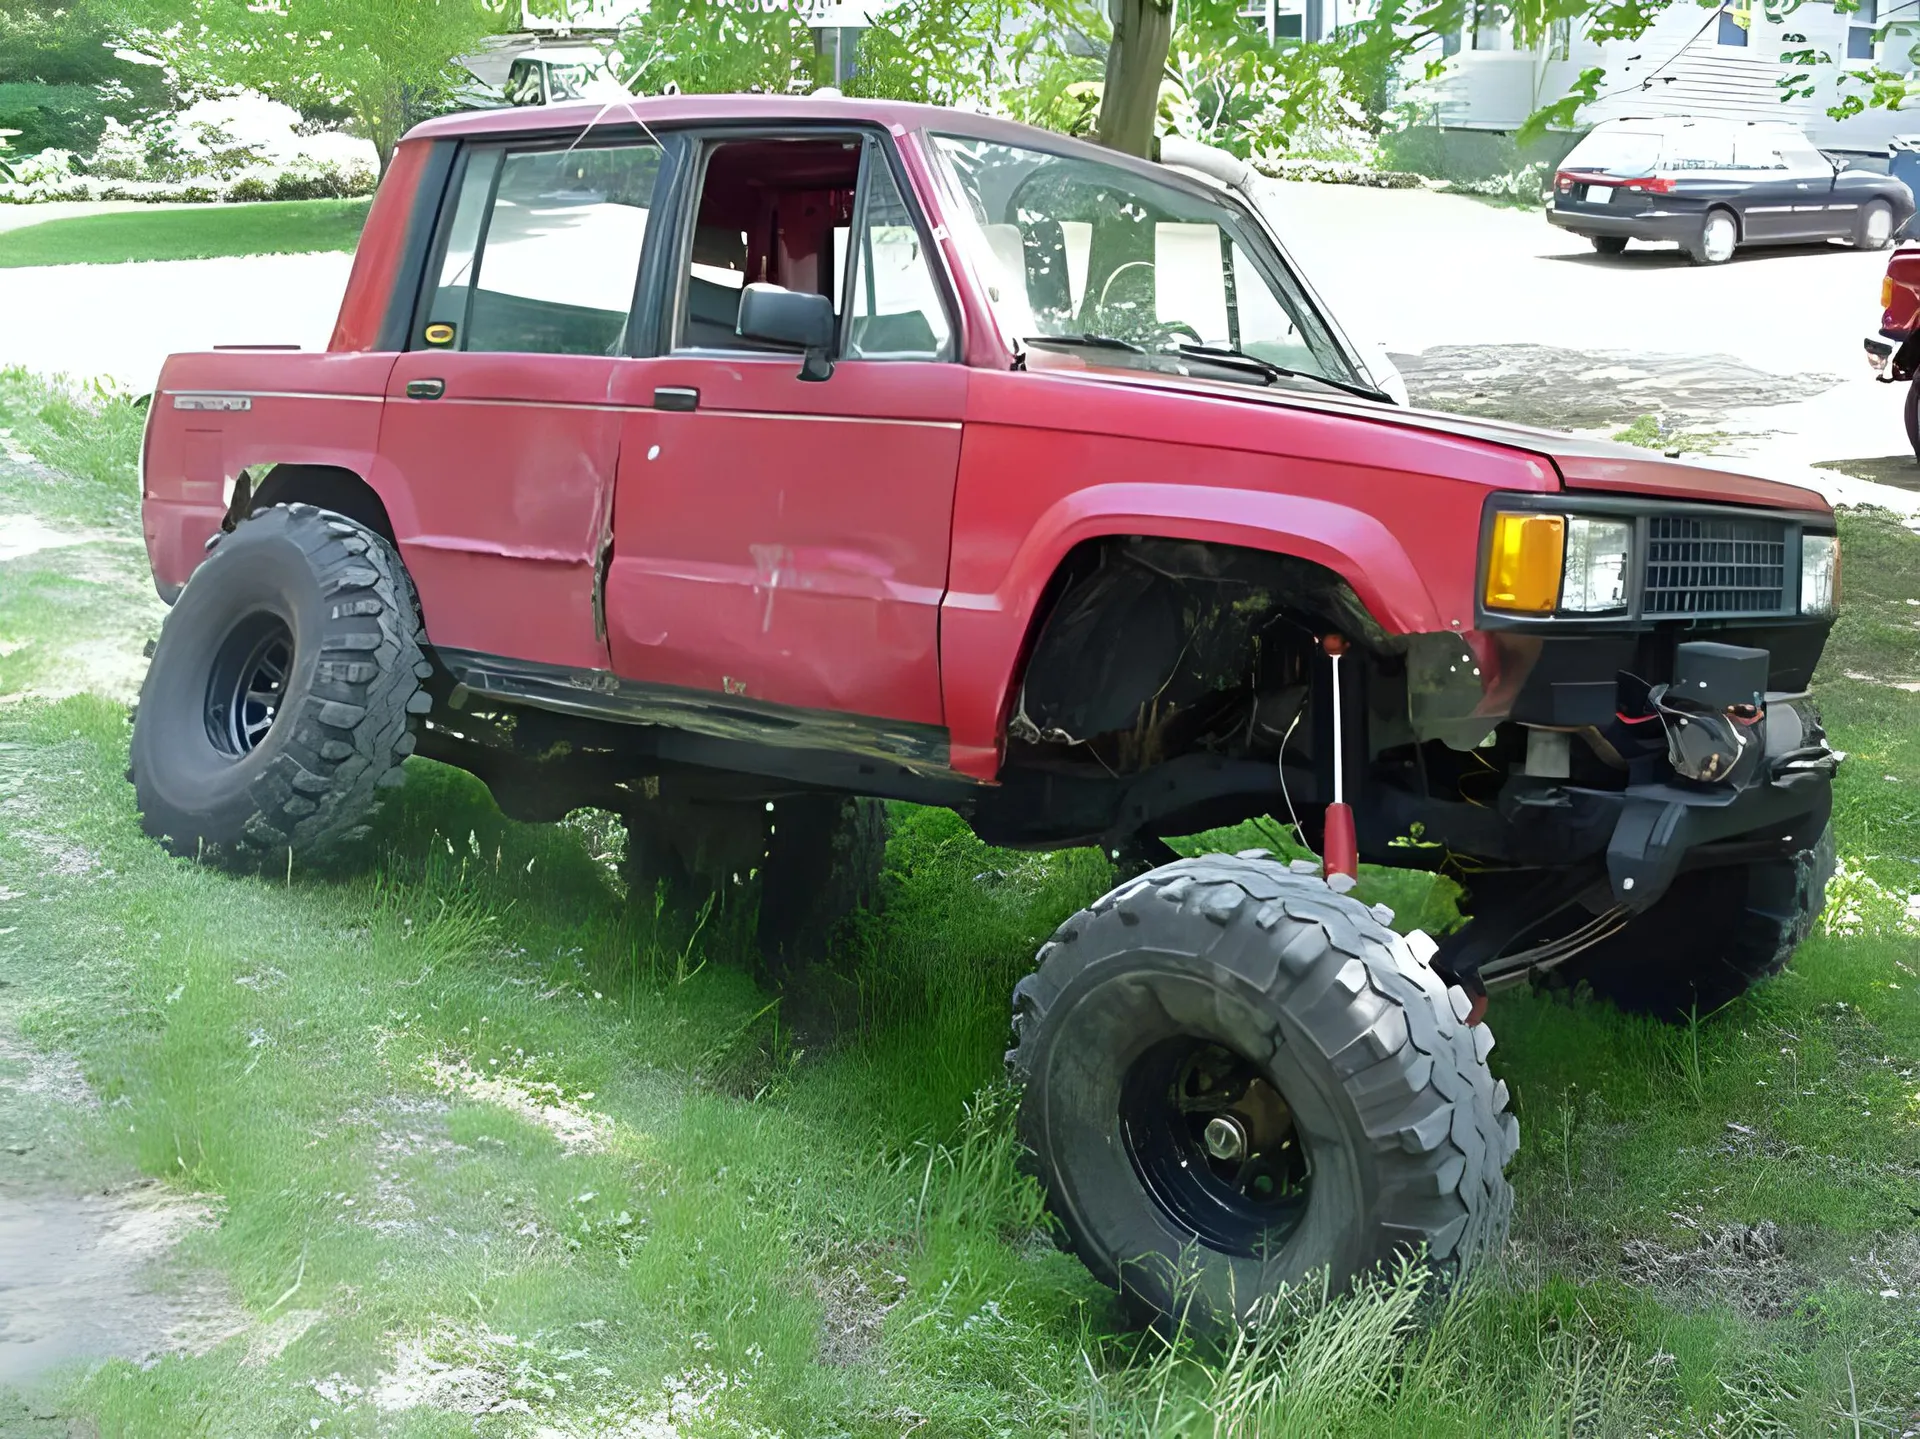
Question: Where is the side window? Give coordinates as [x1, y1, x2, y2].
[844, 149, 952, 361]
[422, 142, 660, 356]
[674, 136, 861, 352]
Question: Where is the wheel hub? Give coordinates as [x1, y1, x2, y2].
[1119, 1037, 1311, 1257]
[204, 612, 294, 758]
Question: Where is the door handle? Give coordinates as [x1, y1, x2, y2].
[406, 378, 446, 399]
[654, 386, 699, 412]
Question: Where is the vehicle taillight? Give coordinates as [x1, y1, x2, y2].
[1621, 176, 1675, 194]
[1555, 171, 1575, 192]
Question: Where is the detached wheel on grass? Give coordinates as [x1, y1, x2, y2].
[1009, 854, 1517, 1331]
[1556, 824, 1835, 1020]
[130, 504, 428, 861]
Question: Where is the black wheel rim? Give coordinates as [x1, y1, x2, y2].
[1119, 1036, 1311, 1257]
[204, 612, 294, 758]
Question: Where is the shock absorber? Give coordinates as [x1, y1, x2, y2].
[1321, 633, 1359, 887]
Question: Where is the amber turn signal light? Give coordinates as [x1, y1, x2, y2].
[1484, 512, 1565, 613]
[1883, 276, 1896, 311]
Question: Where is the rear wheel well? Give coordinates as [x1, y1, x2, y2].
[248, 465, 395, 545]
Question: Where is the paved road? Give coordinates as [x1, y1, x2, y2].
[0, 186, 1910, 507]
[1256, 180, 1911, 495]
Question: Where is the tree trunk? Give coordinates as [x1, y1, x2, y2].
[1094, 0, 1174, 158]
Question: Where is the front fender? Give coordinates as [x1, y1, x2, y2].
[939, 482, 1444, 781]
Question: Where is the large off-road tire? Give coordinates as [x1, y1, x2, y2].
[621, 793, 887, 967]
[1557, 824, 1835, 1019]
[130, 504, 428, 861]
[1009, 853, 1517, 1331]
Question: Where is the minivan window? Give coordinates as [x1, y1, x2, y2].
[1562, 128, 1663, 176]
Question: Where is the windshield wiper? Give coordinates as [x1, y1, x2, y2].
[1166, 342, 1392, 404]
[1022, 332, 1144, 354]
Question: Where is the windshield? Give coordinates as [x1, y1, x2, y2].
[1562, 127, 1664, 176]
[928, 135, 1359, 385]
[545, 63, 598, 100]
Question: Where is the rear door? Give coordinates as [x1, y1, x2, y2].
[1772, 133, 1843, 237]
[603, 130, 964, 726]
[1730, 129, 1800, 242]
[378, 137, 665, 671]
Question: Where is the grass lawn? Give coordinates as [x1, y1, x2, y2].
[0, 373, 1917, 1435]
[0, 198, 371, 269]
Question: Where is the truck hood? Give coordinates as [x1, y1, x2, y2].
[1036, 356, 1833, 514]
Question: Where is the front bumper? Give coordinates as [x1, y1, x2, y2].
[1547, 205, 1699, 245]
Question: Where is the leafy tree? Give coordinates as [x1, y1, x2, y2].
[610, 0, 824, 95]
[0, 0, 175, 156]
[125, 0, 509, 171]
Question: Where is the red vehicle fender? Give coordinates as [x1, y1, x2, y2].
[142, 351, 398, 594]
[939, 481, 1446, 781]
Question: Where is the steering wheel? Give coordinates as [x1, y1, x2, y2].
[1096, 259, 1155, 312]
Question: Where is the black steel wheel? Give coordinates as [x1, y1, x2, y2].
[1119, 1037, 1311, 1257]
[205, 613, 294, 757]
[1009, 854, 1516, 1331]
[1589, 235, 1628, 256]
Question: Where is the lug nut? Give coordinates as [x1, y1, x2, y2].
[1203, 1115, 1248, 1162]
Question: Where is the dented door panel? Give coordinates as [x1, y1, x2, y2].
[604, 356, 965, 725]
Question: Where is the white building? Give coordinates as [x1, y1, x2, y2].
[1413, 0, 1920, 151]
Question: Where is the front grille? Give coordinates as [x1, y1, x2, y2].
[1643, 516, 1787, 616]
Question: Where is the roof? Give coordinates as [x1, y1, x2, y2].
[403, 93, 1138, 169]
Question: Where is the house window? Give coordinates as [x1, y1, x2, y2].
[1716, 6, 1749, 44]
[1848, 0, 1878, 60]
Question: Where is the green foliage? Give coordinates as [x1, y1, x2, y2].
[123, 0, 508, 169]
[613, 0, 824, 95]
[0, 1, 176, 157]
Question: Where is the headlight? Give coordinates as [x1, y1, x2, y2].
[1801, 533, 1838, 615]
[1560, 517, 1632, 614]
[1484, 512, 1565, 613]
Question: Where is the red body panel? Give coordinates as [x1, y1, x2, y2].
[139, 93, 1837, 784]
[328, 139, 429, 354]
[604, 356, 965, 725]
[379, 352, 621, 670]
[144, 351, 395, 591]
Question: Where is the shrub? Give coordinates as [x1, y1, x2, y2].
[223, 172, 272, 203]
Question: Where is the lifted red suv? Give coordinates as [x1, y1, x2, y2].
[134, 94, 1841, 1327]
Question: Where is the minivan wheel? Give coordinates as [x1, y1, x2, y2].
[1590, 235, 1628, 255]
[1858, 199, 1895, 250]
[1009, 855, 1516, 1331]
[1691, 210, 1738, 265]
[130, 504, 428, 862]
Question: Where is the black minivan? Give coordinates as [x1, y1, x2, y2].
[1548, 116, 1914, 264]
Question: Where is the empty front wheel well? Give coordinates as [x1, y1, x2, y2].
[247, 465, 396, 545]
[1008, 536, 1390, 774]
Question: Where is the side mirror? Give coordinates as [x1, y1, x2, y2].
[737, 283, 835, 382]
